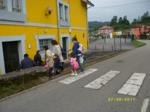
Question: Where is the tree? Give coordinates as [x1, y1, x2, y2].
[132, 18, 137, 24]
[118, 17, 123, 24]
[110, 16, 118, 26]
[123, 16, 130, 25]
[142, 11, 149, 18]
[141, 11, 149, 21]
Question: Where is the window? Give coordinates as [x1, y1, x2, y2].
[39, 39, 52, 51]
[0, 0, 26, 22]
[64, 5, 68, 22]
[39, 39, 53, 58]
[58, 1, 70, 26]
[0, 0, 5, 9]
[12, 0, 21, 12]
[59, 3, 64, 21]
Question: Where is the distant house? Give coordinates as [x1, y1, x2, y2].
[131, 24, 150, 39]
[98, 25, 114, 38]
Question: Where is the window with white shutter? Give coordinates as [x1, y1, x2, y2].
[58, 1, 70, 26]
[0, 0, 26, 22]
[0, 0, 6, 9]
[12, 0, 21, 12]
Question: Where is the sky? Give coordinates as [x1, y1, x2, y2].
[88, 0, 150, 22]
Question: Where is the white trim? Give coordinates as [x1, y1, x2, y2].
[0, 42, 5, 74]
[0, 35, 25, 74]
[0, 21, 87, 30]
[58, 26, 87, 31]
[6, 0, 12, 12]
[35, 35, 55, 58]
[71, 27, 87, 31]
[35, 35, 55, 50]
[0, 0, 26, 22]
[22, 0, 26, 15]
[0, 21, 57, 28]
[60, 34, 71, 58]
[57, 0, 70, 27]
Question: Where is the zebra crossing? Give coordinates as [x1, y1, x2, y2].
[59, 68, 147, 96]
[84, 70, 120, 89]
[118, 73, 146, 96]
[59, 68, 98, 84]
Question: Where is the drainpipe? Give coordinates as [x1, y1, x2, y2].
[56, 0, 60, 43]
[86, 6, 89, 51]
[87, 5, 93, 51]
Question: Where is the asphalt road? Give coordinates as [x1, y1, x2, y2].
[0, 40, 150, 112]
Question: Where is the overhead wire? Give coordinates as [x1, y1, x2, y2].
[92, 0, 150, 8]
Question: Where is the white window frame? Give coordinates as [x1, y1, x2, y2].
[35, 35, 55, 58]
[57, 0, 70, 27]
[64, 5, 69, 22]
[60, 34, 71, 59]
[12, 0, 22, 12]
[59, 3, 64, 21]
[0, 35, 25, 74]
[0, 0, 26, 22]
[0, 0, 6, 10]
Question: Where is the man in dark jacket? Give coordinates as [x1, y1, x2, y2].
[21, 54, 34, 69]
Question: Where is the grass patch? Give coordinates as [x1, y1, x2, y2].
[132, 40, 146, 48]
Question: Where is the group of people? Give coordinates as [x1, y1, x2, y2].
[20, 37, 85, 78]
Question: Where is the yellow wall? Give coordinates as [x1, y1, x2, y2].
[0, 0, 89, 74]
[26, 0, 57, 24]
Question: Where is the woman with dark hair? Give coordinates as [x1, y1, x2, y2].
[34, 50, 43, 66]
[51, 40, 64, 73]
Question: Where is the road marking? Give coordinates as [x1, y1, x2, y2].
[84, 70, 120, 89]
[141, 98, 149, 112]
[59, 68, 98, 84]
[118, 73, 146, 96]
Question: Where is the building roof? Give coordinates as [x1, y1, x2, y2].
[99, 25, 113, 30]
[82, 0, 94, 7]
[131, 24, 150, 29]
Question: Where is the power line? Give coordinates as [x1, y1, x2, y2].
[93, 0, 150, 8]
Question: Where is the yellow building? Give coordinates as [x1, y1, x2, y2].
[0, 0, 94, 74]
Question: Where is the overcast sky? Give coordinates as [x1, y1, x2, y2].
[88, 0, 150, 22]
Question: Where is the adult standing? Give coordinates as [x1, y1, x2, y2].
[44, 46, 54, 78]
[34, 50, 43, 66]
[51, 40, 64, 72]
[72, 36, 84, 72]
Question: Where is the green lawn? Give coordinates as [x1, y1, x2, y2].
[132, 40, 146, 48]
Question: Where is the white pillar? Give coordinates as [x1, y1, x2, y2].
[0, 42, 5, 74]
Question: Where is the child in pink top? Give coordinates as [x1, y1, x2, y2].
[69, 52, 79, 76]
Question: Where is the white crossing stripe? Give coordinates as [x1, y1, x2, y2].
[118, 73, 146, 96]
[84, 71, 120, 89]
[141, 98, 149, 112]
[59, 68, 98, 84]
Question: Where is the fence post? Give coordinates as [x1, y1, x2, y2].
[120, 35, 122, 51]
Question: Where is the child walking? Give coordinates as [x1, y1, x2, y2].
[69, 52, 79, 76]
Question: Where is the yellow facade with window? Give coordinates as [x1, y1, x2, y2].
[0, 0, 94, 74]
